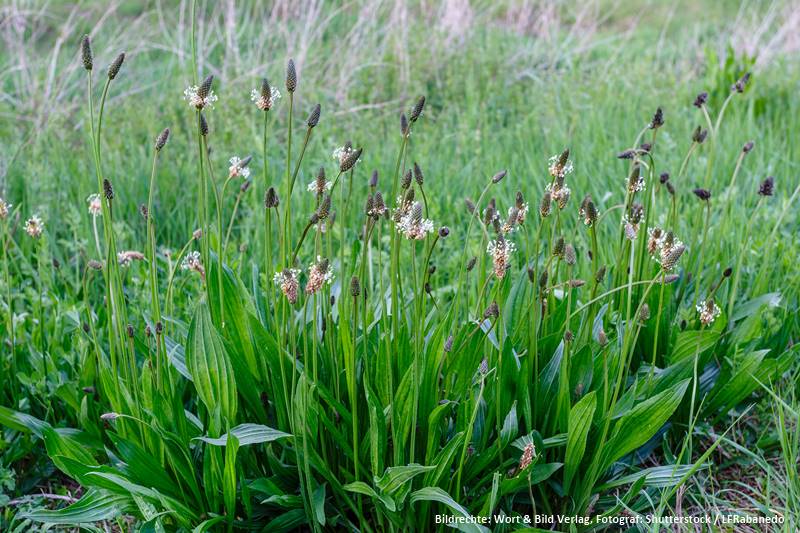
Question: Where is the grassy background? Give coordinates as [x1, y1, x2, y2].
[1, 0, 799, 526]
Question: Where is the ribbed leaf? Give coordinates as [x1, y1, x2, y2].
[410, 487, 489, 533]
[563, 391, 596, 493]
[186, 301, 237, 424]
[196, 423, 291, 446]
[600, 379, 689, 473]
[23, 489, 133, 524]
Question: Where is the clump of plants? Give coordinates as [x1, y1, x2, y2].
[0, 16, 795, 533]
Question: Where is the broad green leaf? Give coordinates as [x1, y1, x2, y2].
[186, 301, 237, 424]
[500, 401, 518, 448]
[312, 483, 326, 526]
[410, 487, 489, 533]
[600, 379, 689, 473]
[596, 464, 708, 491]
[23, 489, 133, 524]
[195, 423, 291, 446]
[499, 463, 563, 496]
[375, 464, 435, 495]
[563, 391, 596, 493]
[670, 329, 720, 363]
[223, 432, 239, 527]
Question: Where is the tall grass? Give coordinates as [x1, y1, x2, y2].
[1, 1, 799, 531]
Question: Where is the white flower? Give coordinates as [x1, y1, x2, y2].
[545, 182, 571, 210]
[117, 250, 145, 267]
[251, 86, 281, 111]
[487, 237, 516, 279]
[25, 215, 44, 239]
[622, 215, 639, 241]
[696, 299, 721, 326]
[87, 193, 102, 216]
[181, 250, 205, 279]
[333, 145, 358, 167]
[627, 173, 646, 193]
[0, 197, 11, 220]
[515, 202, 529, 225]
[306, 257, 334, 295]
[307, 179, 332, 195]
[273, 268, 301, 304]
[396, 201, 434, 240]
[184, 85, 218, 109]
[228, 156, 251, 179]
[548, 154, 573, 178]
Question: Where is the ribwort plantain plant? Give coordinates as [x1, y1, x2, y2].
[0, 16, 797, 533]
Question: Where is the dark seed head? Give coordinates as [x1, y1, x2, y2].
[617, 149, 635, 160]
[155, 128, 170, 151]
[413, 162, 424, 186]
[80, 35, 93, 70]
[103, 178, 114, 200]
[198, 75, 214, 100]
[155, 321, 163, 335]
[400, 113, 409, 136]
[564, 244, 576, 266]
[340, 147, 362, 172]
[370, 170, 379, 188]
[638, 303, 650, 322]
[491, 170, 507, 184]
[666, 181, 675, 196]
[307, 103, 321, 128]
[286, 59, 297, 92]
[692, 126, 708, 144]
[693, 188, 711, 201]
[552, 236, 565, 258]
[265, 187, 279, 208]
[732, 72, 751, 93]
[108, 52, 125, 80]
[661, 243, 686, 271]
[483, 301, 499, 320]
[539, 191, 552, 218]
[410, 95, 425, 122]
[659, 172, 670, 184]
[199, 113, 209, 136]
[126, 324, 134, 338]
[466, 256, 477, 272]
[365, 194, 374, 216]
[742, 140, 754, 154]
[723, 266, 733, 277]
[317, 195, 331, 219]
[438, 226, 450, 238]
[595, 265, 606, 284]
[538, 270, 548, 289]
[350, 275, 361, 297]
[401, 169, 412, 190]
[650, 107, 664, 129]
[693, 92, 708, 108]
[758, 176, 774, 197]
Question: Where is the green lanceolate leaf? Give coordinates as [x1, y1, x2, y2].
[23, 489, 134, 524]
[410, 487, 490, 533]
[195, 423, 291, 446]
[563, 391, 596, 493]
[600, 379, 690, 473]
[186, 301, 238, 425]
